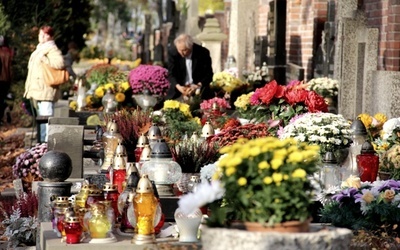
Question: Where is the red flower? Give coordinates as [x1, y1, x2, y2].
[305, 91, 328, 112]
[284, 88, 309, 105]
[259, 80, 278, 105]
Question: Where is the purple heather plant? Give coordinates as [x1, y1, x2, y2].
[128, 65, 170, 96]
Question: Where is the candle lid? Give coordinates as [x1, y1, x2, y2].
[350, 118, 368, 136]
[136, 174, 154, 194]
[361, 141, 376, 154]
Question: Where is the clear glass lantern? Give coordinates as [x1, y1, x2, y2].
[100, 120, 123, 172]
[102, 89, 117, 113]
[320, 151, 340, 190]
[141, 139, 182, 196]
[342, 118, 368, 180]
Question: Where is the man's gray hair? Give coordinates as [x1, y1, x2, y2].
[174, 34, 194, 49]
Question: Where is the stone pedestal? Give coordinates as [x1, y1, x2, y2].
[196, 17, 227, 73]
[201, 224, 352, 250]
[38, 182, 72, 222]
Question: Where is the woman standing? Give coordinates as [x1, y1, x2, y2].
[24, 25, 65, 142]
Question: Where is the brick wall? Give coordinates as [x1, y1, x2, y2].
[364, 0, 400, 71]
[286, 0, 327, 80]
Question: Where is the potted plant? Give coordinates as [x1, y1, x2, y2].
[170, 140, 220, 193]
[214, 137, 320, 230]
[154, 100, 201, 142]
[174, 137, 352, 249]
[233, 80, 328, 131]
[378, 144, 400, 180]
[12, 143, 47, 192]
[279, 112, 353, 163]
[320, 180, 400, 248]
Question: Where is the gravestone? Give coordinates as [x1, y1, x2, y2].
[228, 0, 258, 78]
[47, 124, 84, 178]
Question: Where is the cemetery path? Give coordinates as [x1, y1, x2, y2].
[0, 125, 26, 193]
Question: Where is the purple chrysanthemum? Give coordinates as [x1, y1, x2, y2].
[128, 65, 170, 96]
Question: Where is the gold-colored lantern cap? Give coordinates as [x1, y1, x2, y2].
[113, 153, 126, 170]
[137, 133, 149, 147]
[140, 144, 151, 161]
[103, 182, 118, 191]
[55, 196, 70, 203]
[201, 121, 215, 138]
[136, 174, 154, 194]
[108, 120, 119, 133]
[64, 216, 80, 223]
[148, 124, 162, 140]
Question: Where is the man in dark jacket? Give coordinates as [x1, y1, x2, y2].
[166, 33, 214, 100]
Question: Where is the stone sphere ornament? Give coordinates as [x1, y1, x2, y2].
[39, 150, 73, 182]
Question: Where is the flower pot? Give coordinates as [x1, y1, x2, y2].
[201, 224, 353, 250]
[378, 171, 392, 180]
[243, 219, 311, 233]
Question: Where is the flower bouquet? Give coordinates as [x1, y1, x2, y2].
[210, 71, 246, 94]
[170, 140, 220, 173]
[215, 137, 320, 226]
[12, 143, 47, 192]
[379, 144, 400, 179]
[103, 108, 153, 146]
[279, 112, 352, 154]
[156, 100, 201, 141]
[357, 113, 387, 142]
[234, 80, 328, 131]
[85, 63, 119, 85]
[128, 64, 170, 96]
[320, 180, 400, 234]
[199, 97, 231, 128]
[305, 77, 339, 98]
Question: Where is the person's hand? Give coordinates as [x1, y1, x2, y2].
[187, 83, 201, 96]
[176, 84, 190, 96]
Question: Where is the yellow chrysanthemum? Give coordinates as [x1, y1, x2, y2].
[272, 173, 283, 184]
[273, 148, 287, 160]
[164, 100, 181, 110]
[234, 92, 253, 109]
[270, 158, 283, 170]
[179, 103, 192, 117]
[358, 113, 373, 128]
[258, 161, 269, 169]
[263, 176, 273, 185]
[115, 92, 125, 102]
[85, 95, 93, 105]
[237, 177, 247, 186]
[292, 168, 307, 179]
[69, 101, 77, 110]
[104, 83, 115, 90]
[95, 87, 105, 98]
[225, 167, 236, 176]
[287, 151, 304, 163]
[192, 117, 201, 125]
[120, 81, 130, 92]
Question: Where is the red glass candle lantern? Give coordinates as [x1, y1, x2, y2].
[85, 189, 104, 208]
[113, 153, 127, 193]
[64, 216, 82, 244]
[135, 134, 149, 163]
[103, 183, 120, 218]
[357, 141, 379, 182]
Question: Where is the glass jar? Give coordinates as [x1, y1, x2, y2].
[88, 203, 112, 238]
[356, 141, 379, 182]
[174, 207, 203, 242]
[103, 183, 120, 218]
[64, 216, 82, 244]
[85, 190, 105, 208]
